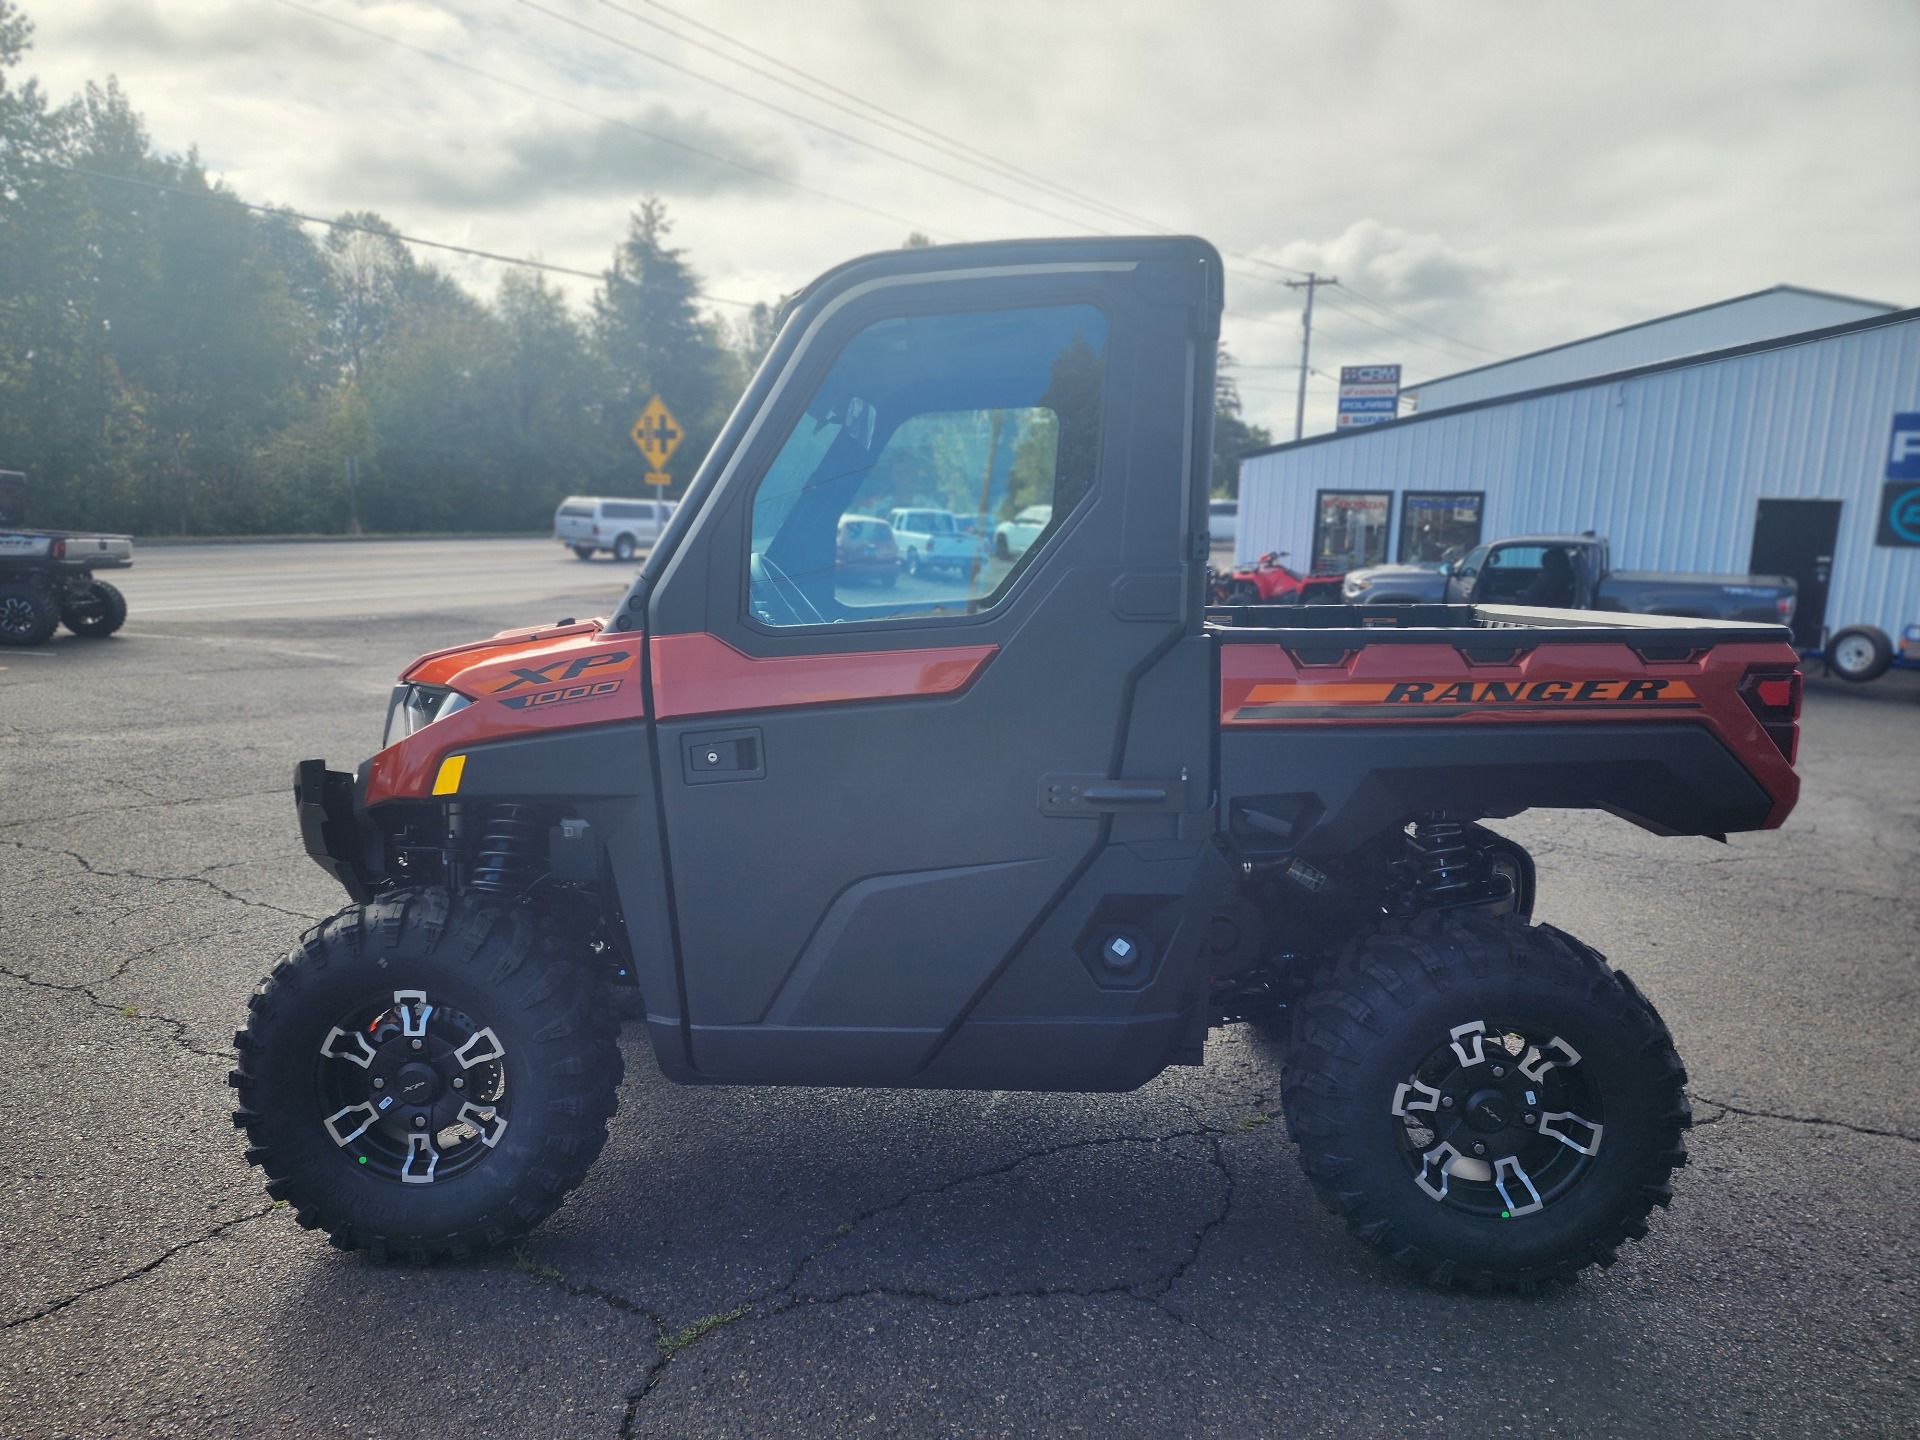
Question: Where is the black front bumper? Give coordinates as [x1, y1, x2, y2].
[293, 759, 381, 903]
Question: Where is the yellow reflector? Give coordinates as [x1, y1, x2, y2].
[431, 754, 466, 796]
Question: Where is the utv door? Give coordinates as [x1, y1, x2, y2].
[642, 239, 1227, 1089]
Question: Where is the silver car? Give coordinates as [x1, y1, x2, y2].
[554, 496, 677, 562]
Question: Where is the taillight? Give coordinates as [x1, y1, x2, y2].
[592, 524, 600, 535]
[49, 538, 65, 558]
[1776, 595, 1795, 621]
[1738, 666, 1801, 763]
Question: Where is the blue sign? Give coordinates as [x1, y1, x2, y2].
[1879, 482, 1920, 547]
[1888, 412, 1920, 479]
[1337, 363, 1400, 429]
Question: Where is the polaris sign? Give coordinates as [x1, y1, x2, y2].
[1876, 412, 1920, 547]
[1337, 365, 1401, 429]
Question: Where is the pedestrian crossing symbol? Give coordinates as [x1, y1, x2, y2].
[630, 395, 682, 486]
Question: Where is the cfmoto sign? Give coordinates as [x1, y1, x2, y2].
[1877, 412, 1920, 547]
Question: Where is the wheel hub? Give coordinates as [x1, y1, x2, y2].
[316, 988, 510, 1184]
[1391, 1018, 1604, 1218]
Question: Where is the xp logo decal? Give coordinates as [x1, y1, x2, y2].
[490, 650, 631, 693]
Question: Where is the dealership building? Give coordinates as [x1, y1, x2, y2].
[1235, 288, 1920, 662]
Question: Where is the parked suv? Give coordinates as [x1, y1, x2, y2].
[554, 496, 677, 562]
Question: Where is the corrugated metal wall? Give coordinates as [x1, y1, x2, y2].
[1409, 290, 1894, 413]
[1238, 311, 1920, 639]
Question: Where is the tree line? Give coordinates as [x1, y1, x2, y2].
[0, 3, 1262, 537]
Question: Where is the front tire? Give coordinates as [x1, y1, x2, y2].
[0, 583, 58, 646]
[1827, 625, 1892, 683]
[59, 579, 127, 638]
[230, 890, 623, 1263]
[1284, 913, 1689, 1292]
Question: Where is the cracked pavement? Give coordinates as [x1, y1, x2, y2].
[1, 540, 1916, 1438]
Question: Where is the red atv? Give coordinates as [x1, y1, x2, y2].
[1209, 551, 1346, 606]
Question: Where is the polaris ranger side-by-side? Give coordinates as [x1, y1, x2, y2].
[0, 471, 133, 646]
[232, 239, 1802, 1291]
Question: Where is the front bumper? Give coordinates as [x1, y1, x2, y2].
[293, 758, 382, 903]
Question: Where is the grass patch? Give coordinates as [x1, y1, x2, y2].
[659, 1304, 751, 1356]
[512, 1249, 566, 1284]
[1235, 1114, 1274, 1132]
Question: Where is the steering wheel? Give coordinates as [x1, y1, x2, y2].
[749, 551, 827, 626]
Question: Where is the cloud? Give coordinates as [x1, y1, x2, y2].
[334, 106, 798, 209]
[1259, 220, 1506, 308]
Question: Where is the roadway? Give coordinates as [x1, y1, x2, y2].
[0, 539, 1914, 1437]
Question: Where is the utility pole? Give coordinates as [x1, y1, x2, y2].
[1284, 273, 1338, 441]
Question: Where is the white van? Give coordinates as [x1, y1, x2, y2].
[554, 496, 677, 562]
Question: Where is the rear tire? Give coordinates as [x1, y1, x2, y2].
[0, 583, 58, 647]
[612, 534, 637, 562]
[230, 889, 623, 1263]
[1826, 625, 1892, 683]
[1284, 912, 1689, 1293]
[59, 579, 127, 638]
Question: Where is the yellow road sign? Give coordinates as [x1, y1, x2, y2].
[630, 396, 683, 482]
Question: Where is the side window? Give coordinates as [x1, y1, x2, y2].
[746, 305, 1108, 628]
[1455, 544, 1490, 579]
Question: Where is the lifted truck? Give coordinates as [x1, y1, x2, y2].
[232, 239, 1802, 1291]
[0, 471, 133, 646]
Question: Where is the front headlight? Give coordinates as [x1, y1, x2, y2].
[1344, 576, 1372, 594]
[383, 684, 472, 746]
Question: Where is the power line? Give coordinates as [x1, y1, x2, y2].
[1335, 284, 1502, 359]
[273, 0, 944, 242]
[1314, 290, 1488, 364]
[51, 162, 758, 307]
[515, 0, 1104, 236]
[586, 0, 1168, 235]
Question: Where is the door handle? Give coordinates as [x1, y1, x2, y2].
[1040, 771, 1191, 816]
[682, 728, 766, 784]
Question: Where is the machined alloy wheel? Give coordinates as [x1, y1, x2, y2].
[1284, 912, 1690, 1292]
[0, 584, 58, 647]
[231, 889, 622, 1262]
[613, 534, 637, 562]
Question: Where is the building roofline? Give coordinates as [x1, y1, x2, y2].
[1239, 303, 1920, 462]
[1401, 284, 1901, 397]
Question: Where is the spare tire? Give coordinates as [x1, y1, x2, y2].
[1826, 626, 1892, 683]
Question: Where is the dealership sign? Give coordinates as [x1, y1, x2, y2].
[1876, 411, 1920, 547]
[1337, 365, 1401, 429]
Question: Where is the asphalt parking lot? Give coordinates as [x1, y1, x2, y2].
[1, 539, 1915, 1438]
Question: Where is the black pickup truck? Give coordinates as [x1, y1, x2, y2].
[0, 471, 133, 645]
[231, 237, 1803, 1294]
[1341, 533, 1797, 625]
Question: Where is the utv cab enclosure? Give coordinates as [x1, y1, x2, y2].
[236, 238, 1802, 1292]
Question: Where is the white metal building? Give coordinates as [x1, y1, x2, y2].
[1404, 286, 1897, 414]
[1237, 305, 1920, 665]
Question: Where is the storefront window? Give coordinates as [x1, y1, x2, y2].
[1311, 491, 1391, 573]
[1398, 491, 1484, 564]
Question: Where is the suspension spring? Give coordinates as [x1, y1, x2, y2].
[1407, 817, 1479, 904]
[471, 803, 539, 894]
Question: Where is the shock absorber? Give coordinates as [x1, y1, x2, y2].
[1407, 816, 1479, 905]
[471, 803, 539, 894]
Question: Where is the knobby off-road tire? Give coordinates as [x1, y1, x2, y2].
[0, 583, 58, 646]
[59, 579, 127, 638]
[230, 888, 623, 1263]
[1283, 912, 1689, 1293]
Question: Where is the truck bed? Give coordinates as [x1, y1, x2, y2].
[1205, 602, 1801, 851]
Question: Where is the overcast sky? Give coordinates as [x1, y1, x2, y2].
[20, 0, 1920, 437]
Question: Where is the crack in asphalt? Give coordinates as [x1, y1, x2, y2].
[1689, 1092, 1918, 1144]
[2, 1206, 277, 1332]
[2, 837, 320, 920]
[608, 1118, 1263, 1435]
[0, 787, 288, 834]
[0, 962, 229, 1060]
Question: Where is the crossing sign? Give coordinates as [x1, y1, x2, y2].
[630, 395, 682, 486]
